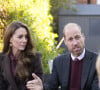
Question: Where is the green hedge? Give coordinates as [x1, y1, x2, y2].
[0, 40, 3, 52]
[0, 0, 64, 73]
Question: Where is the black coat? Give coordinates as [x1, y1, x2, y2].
[0, 52, 43, 90]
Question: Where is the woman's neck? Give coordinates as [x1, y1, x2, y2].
[12, 50, 21, 58]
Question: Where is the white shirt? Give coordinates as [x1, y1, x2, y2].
[71, 48, 85, 61]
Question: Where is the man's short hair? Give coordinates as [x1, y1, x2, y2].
[63, 23, 82, 38]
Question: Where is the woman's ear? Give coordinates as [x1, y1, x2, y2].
[9, 37, 13, 47]
[10, 37, 12, 43]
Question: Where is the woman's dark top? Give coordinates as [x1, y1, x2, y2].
[0, 52, 43, 90]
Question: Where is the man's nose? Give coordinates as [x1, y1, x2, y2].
[73, 39, 78, 45]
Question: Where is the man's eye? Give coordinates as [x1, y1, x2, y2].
[75, 36, 80, 40]
[68, 38, 73, 41]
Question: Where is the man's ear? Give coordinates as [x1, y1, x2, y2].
[64, 37, 67, 46]
[82, 33, 85, 40]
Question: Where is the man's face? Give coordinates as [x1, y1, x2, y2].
[64, 26, 85, 57]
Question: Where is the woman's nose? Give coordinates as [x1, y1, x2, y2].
[22, 37, 27, 42]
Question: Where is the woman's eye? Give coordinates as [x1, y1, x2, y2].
[17, 35, 28, 39]
[18, 35, 23, 38]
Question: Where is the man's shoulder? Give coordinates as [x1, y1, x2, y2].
[54, 53, 70, 62]
[85, 49, 98, 62]
[86, 49, 97, 57]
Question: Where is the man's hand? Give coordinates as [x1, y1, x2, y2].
[26, 73, 43, 90]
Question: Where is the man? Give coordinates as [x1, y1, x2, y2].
[44, 23, 99, 90]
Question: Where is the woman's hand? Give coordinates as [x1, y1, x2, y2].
[26, 73, 43, 90]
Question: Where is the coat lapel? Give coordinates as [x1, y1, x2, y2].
[81, 50, 92, 89]
[62, 54, 70, 87]
[2, 55, 18, 90]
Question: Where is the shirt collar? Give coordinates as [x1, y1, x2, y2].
[71, 48, 85, 61]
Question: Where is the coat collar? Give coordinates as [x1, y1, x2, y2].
[61, 53, 70, 87]
[81, 50, 94, 89]
[2, 55, 18, 90]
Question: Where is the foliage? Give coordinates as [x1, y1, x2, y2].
[0, 0, 64, 73]
[0, 40, 3, 52]
[49, 0, 76, 49]
[50, 0, 77, 15]
[0, 0, 9, 52]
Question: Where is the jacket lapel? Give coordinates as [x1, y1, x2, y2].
[2, 55, 18, 90]
[62, 54, 70, 87]
[81, 50, 92, 89]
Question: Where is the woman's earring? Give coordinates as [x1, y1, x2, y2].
[10, 42, 12, 47]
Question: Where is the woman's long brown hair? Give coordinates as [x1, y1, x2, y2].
[3, 21, 35, 80]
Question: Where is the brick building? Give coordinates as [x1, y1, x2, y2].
[77, 0, 96, 4]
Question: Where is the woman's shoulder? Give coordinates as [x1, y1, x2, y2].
[29, 52, 42, 66]
[35, 52, 42, 58]
[0, 52, 3, 56]
[0, 52, 5, 64]
[29, 51, 42, 60]
[0, 52, 5, 58]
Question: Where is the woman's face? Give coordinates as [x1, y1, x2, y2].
[10, 27, 28, 55]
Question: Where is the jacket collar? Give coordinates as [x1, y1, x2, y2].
[2, 54, 18, 90]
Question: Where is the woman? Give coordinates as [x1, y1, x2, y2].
[96, 53, 100, 88]
[0, 21, 43, 90]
